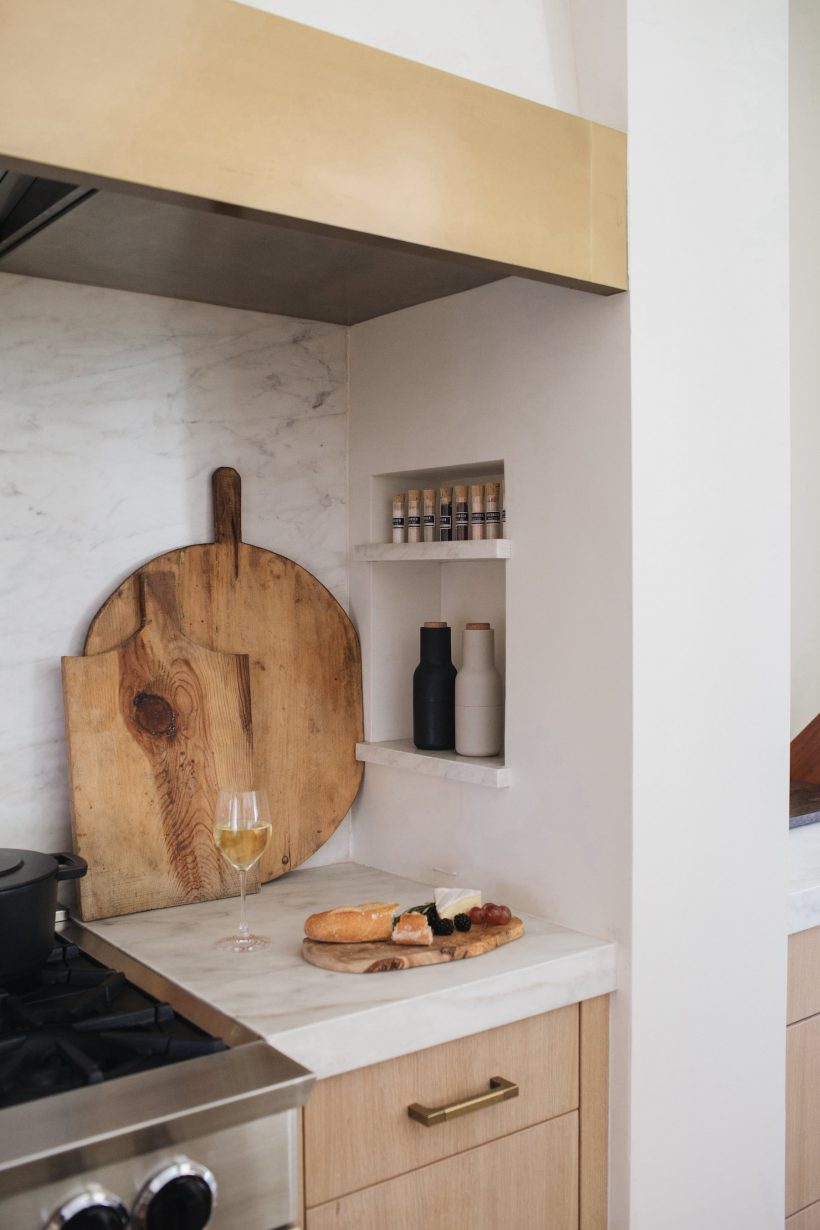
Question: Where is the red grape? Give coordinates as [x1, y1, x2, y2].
[469, 906, 485, 924]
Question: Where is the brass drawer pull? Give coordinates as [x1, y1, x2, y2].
[407, 1076, 519, 1127]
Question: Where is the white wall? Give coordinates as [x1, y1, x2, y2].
[349, 278, 631, 939]
[791, 0, 820, 737]
[0, 272, 350, 864]
[348, 274, 633, 1207]
[233, 0, 626, 130]
[627, 3, 790, 1228]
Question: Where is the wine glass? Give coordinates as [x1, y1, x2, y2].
[213, 788, 272, 952]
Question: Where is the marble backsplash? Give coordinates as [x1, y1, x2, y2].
[0, 272, 350, 859]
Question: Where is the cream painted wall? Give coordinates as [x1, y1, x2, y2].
[627, 3, 789, 1229]
[0, 272, 351, 866]
[348, 278, 631, 933]
[233, 0, 626, 130]
[791, 0, 820, 737]
[347, 275, 633, 1212]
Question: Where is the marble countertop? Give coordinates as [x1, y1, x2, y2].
[790, 823, 820, 934]
[79, 862, 617, 1079]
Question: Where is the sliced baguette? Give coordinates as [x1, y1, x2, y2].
[304, 901, 399, 943]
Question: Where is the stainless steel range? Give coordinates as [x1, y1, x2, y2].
[0, 914, 312, 1229]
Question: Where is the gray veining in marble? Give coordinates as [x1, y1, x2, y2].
[0, 272, 347, 854]
[80, 861, 617, 1078]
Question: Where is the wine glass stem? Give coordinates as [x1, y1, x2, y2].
[238, 869, 249, 938]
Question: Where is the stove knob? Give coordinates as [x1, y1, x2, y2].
[44, 1187, 128, 1230]
[132, 1159, 217, 1230]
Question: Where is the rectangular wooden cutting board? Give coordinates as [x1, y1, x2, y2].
[63, 572, 254, 920]
[302, 918, 524, 973]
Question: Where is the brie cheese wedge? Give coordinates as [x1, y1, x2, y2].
[434, 887, 482, 920]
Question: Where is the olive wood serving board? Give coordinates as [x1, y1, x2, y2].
[63, 572, 254, 920]
[302, 918, 525, 973]
[84, 467, 364, 885]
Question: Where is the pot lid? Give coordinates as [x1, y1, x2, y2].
[0, 848, 59, 891]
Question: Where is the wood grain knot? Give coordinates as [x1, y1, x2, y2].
[133, 691, 176, 737]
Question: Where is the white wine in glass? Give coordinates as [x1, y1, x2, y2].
[214, 788, 272, 952]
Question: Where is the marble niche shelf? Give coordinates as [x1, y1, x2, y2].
[354, 540, 511, 562]
[356, 739, 510, 788]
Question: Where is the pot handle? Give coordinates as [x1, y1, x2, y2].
[52, 852, 88, 881]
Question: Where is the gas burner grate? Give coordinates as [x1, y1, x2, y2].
[11, 971, 127, 1027]
[0, 936, 226, 1108]
[45, 942, 80, 966]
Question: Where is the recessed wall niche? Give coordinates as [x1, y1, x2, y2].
[354, 461, 508, 787]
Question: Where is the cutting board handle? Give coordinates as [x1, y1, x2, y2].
[213, 467, 242, 546]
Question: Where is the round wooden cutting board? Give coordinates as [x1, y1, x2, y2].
[302, 918, 525, 973]
[84, 467, 364, 884]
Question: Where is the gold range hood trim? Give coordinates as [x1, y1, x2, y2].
[0, 0, 627, 324]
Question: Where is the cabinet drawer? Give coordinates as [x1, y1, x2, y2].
[788, 1199, 820, 1230]
[789, 928, 820, 1024]
[788, 1014, 820, 1214]
[306, 1113, 578, 1230]
[304, 1005, 578, 1206]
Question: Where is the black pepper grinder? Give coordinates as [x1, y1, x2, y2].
[413, 622, 457, 750]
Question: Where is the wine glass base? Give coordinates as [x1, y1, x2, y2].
[216, 934, 270, 953]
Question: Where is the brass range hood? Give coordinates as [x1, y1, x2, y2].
[0, 0, 627, 325]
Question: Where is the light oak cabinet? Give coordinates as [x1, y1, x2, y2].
[307, 1116, 579, 1230]
[789, 927, 820, 1025]
[787, 927, 820, 1222]
[303, 997, 609, 1230]
[789, 1201, 820, 1230]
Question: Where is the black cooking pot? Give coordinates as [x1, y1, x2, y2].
[0, 848, 87, 980]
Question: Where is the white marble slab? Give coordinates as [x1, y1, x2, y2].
[79, 861, 616, 1079]
[354, 540, 511, 561]
[789, 823, 820, 933]
[356, 739, 510, 788]
[0, 272, 347, 855]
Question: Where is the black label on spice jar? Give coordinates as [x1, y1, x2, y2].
[486, 511, 500, 523]
[471, 512, 485, 523]
[423, 515, 435, 527]
[439, 514, 452, 528]
[408, 516, 421, 527]
[393, 517, 405, 527]
[455, 511, 469, 526]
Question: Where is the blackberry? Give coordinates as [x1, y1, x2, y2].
[431, 916, 455, 937]
[454, 913, 472, 932]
